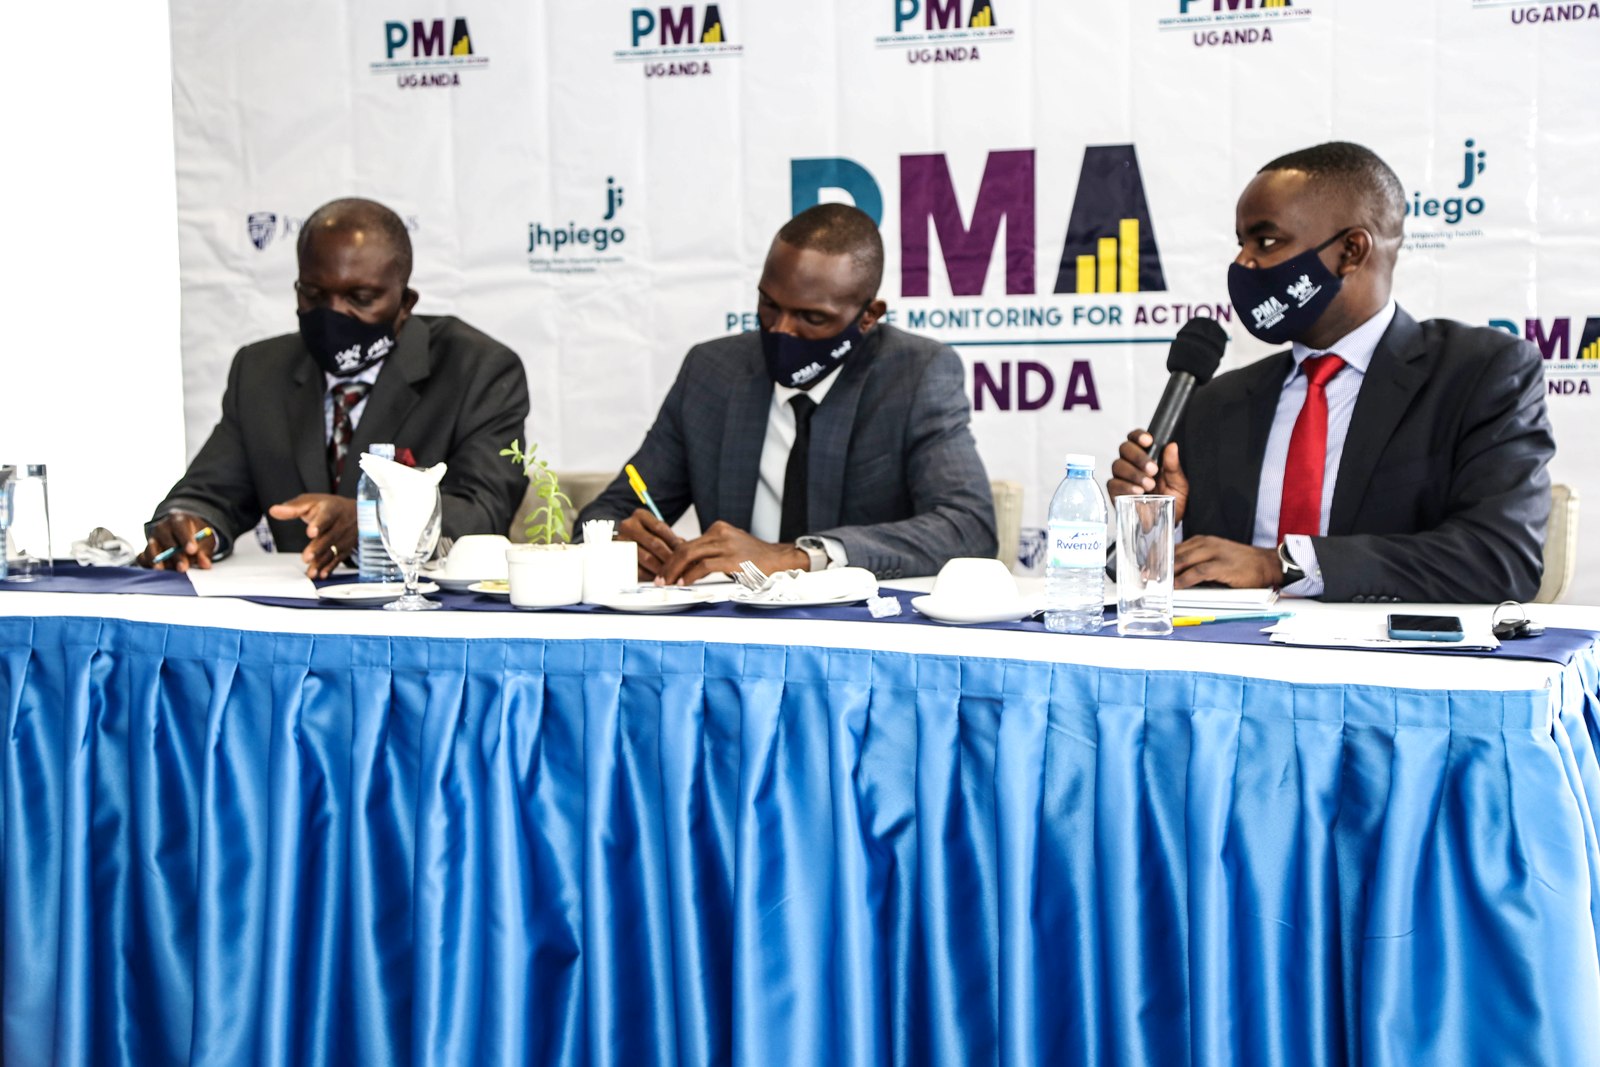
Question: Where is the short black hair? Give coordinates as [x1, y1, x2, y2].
[1259, 142, 1406, 240]
[775, 203, 885, 303]
[297, 198, 414, 282]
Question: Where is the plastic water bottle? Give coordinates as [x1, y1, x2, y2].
[357, 443, 402, 582]
[1044, 453, 1108, 633]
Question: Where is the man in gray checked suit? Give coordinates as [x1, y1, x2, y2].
[579, 204, 997, 583]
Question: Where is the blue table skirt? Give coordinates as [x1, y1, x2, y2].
[4, 616, 1600, 1067]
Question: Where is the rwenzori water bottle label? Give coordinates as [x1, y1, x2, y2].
[1048, 521, 1105, 569]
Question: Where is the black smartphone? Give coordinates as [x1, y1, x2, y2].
[1386, 614, 1465, 642]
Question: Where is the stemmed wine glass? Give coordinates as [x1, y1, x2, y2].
[377, 486, 442, 611]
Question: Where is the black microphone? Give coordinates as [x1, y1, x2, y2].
[1145, 317, 1228, 459]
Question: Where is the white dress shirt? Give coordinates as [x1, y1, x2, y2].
[1253, 300, 1396, 596]
[750, 367, 847, 566]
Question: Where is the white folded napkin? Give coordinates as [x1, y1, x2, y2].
[742, 566, 878, 603]
[72, 527, 137, 567]
[357, 453, 447, 560]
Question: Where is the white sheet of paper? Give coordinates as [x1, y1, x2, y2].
[186, 554, 320, 600]
[1173, 587, 1281, 611]
[1264, 614, 1499, 652]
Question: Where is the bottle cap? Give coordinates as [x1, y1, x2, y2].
[1064, 453, 1095, 470]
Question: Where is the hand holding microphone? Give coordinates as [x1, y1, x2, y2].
[1108, 317, 1228, 524]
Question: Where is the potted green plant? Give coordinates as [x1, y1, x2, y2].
[500, 440, 584, 607]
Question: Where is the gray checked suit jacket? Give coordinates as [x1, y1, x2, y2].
[578, 324, 997, 579]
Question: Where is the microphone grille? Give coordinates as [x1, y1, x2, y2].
[1167, 317, 1228, 384]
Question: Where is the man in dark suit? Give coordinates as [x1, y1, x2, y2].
[579, 204, 996, 583]
[1109, 142, 1553, 604]
[139, 198, 529, 577]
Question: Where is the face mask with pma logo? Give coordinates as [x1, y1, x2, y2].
[298, 307, 398, 378]
[1227, 228, 1350, 345]
[758, 317, 864, 390]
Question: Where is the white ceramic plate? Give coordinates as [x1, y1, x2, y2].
[436, 575, 504, 593]
[731, 590, 870, 609]
[911, 594, 1036, 625]
[467, 580, 510, 600]
[593, 589, 716, 614]
[318, 581, 439, 604]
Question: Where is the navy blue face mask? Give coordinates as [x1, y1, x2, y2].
[759, 314, 866, 390]
[298, 307, 397, 378]
[1227, 228, 1351, 345]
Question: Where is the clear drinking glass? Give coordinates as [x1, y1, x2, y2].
[1115, 494, 1175, 636]
[4, 464, 53, 582]
[377, 486, 442, 611]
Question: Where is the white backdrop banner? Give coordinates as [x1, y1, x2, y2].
[169, 1, 1600, 597]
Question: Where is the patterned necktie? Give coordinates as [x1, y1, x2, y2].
[1277, 353, 1347, 542]
[779, 394, 818, 544]
[328, 381, 371, 492]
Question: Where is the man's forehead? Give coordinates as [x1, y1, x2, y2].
[1237, 169, 1344, 229]
[761, 241, 865, 301]
[300, 226, 402, 275]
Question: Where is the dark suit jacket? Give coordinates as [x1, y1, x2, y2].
[578, 324, 997, 579]
[155, 315, 530, 553]
[1175, 306, 1553, 603]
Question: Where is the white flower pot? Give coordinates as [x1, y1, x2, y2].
[506, 544, 584, 608]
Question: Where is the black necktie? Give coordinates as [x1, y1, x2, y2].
[779, 394, 817, 543]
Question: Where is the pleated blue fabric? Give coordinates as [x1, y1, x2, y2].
[3, 615, 1599, 1066]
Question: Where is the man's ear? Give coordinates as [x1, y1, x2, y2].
[859, 298, 888, 332]
[1337, 229, 1373, 277]
[401, 286, 420, 313]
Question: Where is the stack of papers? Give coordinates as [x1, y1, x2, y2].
[1172, 587, 1280, 611]
[186, 555, 319, 600]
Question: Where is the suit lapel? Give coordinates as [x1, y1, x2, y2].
[716, 351, 772, 530]
[804, 341, 872, 531]
[1217, 352, 1291, 542]
[288, 354, 332, 495]
[1328, 307, 1430, 534]
[345, 318, 431, 497]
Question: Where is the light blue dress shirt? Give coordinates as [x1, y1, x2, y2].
[1252, 300, 1396, 597]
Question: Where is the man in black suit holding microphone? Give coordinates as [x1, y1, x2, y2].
[1109, 142, 1554, 604]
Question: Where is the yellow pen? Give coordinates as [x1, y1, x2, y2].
[1172, 612, 1292, 627]
[624, 464, 665, 522]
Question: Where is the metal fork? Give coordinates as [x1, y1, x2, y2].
[734, 560, 775, 595]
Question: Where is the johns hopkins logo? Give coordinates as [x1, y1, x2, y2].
[370, 16, 489, 88]
[247, 211, 419, 252]
[876, 0, 1014, 62]
[615, 5, 743, 78]
[528, 177, 629, 274]
[1161, 0, 1313, 45]
[248, 212, 278, 251]
[1402, 138, 1490, 253]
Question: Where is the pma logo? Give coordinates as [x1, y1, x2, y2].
[369, 16, 489, 89]
[1160, 0, 1312, 32]
[877, 0, 1013, 58]
[1491, 315, 1600, 397]
[615, 5, 743, 77]
[791, 143, 1166, 296]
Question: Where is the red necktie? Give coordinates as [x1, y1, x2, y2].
[328, 381, 371, 492]
[1277, 353, 1346, 542]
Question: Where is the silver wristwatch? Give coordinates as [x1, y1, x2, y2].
[1276, 540, 1305, 586]
[795, 536, 830, 572]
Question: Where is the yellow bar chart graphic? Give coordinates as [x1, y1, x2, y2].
[703, 21, 723, 42]
[971, 6, 994, 26]
[1581, 337, 1600, 361]
[1076, 218, 1143, 294]
[1263, 0, 1289, 7]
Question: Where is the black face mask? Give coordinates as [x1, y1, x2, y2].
[298, 307, 397, 377]
[1227, 228, 1351, 345]
[758, 312, 867, 390]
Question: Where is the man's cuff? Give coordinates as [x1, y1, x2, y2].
[1281, 534, 1324, 598]
[148, 505, 234, 560]
[796, 535, 847, 570]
